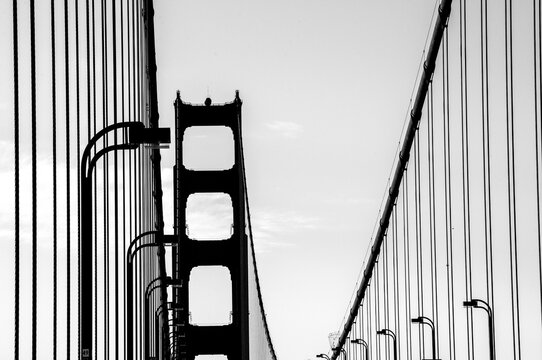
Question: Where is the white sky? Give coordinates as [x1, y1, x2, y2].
[152, 0, 440, 359]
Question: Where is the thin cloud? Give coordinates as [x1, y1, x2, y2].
[250, 210, 320, 253]
[266, 121, 303, 139]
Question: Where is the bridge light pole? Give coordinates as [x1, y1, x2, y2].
[80, 121, 170, 360]
[463, 299, 495, 360]
[376, 329, 397, 360]
[145, 278, 183, 360]
[317, 354, 331, 360]
[351, 338, 369, 360]
[329, 347, 347, 360]
[126, 232, 176, 360]
[155, 302, 183, 360]
[145, 276, 170, 360]
[411, 316, 436, 359]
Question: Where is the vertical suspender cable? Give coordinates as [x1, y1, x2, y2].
[92, 1, 99, 357]
[30, 0, 38, 358]
[12, 0, 20, 358]
[382, 235, 395, 359]
[137, 5, 143, 357]
[51, 0, 58, 357]
[403, 175, 413, 360]
[442, 26, 457, 360]
[126, 0, 134, 354]
[428, 82, 440, 357]
[459, 0, 475, 357]
[91, 1, 98, 357]
[393, 210, 400, 358]
[480, 0, 495, 319]
[112, 1, 120, 358]
[120, 0, 127, 357]
[64, 0, 72, 356]
[75, 0, 82, 354]
[505, 0, 522, 357]
[414, 135, 424, 358]
[374, 268, 382, 360]
[369, 283, 374, 360]
[535, 0, 542, 329]
[102, 0, 110, 357]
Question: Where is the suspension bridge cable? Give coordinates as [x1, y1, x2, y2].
[126, 0, 134, 355]
[536, 0, 542, 329]
[370, 286, 374, 360]
[101, 0, 111, 357]
[63, 0, 72, 354]
[375, 263, 381, 360]
[91, 1, 98, 357]
[480, 0, 498, 318]
[535, 0, 542, 329]
[120, 0, 127, 356]
[75, 0, 82, 356]
[393, 210, 400, 358]
[30, 0, 38, 357]
[50, 0, 59, 357]
[442, 26, 457, 360]
[459, 0, 475, 357]
[429, 82, 440, 357]
[12, 0, 20, 358]
[414, 135, 424, 359]
[403, 174, 413, 360]
[236, 94, 278, 359]
[321, 3, 453, 358]
[112, 0, 120, 357]
[384, 236, 390, 359]
[505, 0, 521, 357]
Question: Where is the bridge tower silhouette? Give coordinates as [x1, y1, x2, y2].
[172, 92, 250, 359]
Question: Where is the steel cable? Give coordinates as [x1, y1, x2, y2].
[30, 0, 38, 357]
[12, 0, 20, 358]
[459, 0, 475, 357]
[50, 0, 58, 358]
[534, 0, 542, 330]
[505, 0, 521, 357]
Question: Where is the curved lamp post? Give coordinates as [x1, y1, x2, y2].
[463, 299, 495, 360]
[319, 346, 347, 360]
[127, 232, 177, 360]
[145, 278, 182, 360]
[351, 338, 369, 360]
[412, 316, 436, 359]
[126, 230, 158, 360]
[80, 121, 169, 360]
[155, 302, 183, 360]
[144, 276, 170, 360]
[376, 329, 397, 360]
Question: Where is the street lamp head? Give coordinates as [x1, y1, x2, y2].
[376, 330, 386, 335]
[351, 339, 361, 344]
[411, 317, 422, 323]
[463, 300, 479, 308]
[129, 124, 171, 145]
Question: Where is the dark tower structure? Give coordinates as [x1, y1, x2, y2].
[172, 91, 249, 360]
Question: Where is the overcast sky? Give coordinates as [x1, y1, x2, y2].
[152, 0, 440, 358]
